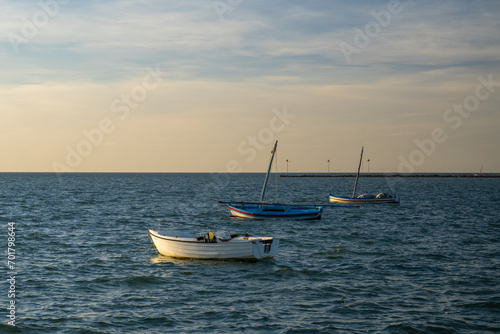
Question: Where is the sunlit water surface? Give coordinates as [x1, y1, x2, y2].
[1, 173, 499, 333]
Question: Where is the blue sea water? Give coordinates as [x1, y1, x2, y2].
[1, 173, 499, 333]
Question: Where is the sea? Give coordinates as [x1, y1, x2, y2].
[1, 173, 499, 333]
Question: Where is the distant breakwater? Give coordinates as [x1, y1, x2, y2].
[280, 173, 500, 178]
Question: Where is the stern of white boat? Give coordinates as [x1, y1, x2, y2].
[252, 237, 279, 259]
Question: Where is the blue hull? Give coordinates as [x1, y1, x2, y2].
[226, 202, 323, 220]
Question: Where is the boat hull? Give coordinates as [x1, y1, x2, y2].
[227, 203, 323, 220]
[329, 194, 400, 204]
[148, 229, 279, 260]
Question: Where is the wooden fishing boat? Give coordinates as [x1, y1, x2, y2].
[220, 201, 323, 220]
[219, 140, 323, 219]
[329, 147, 399, 204]
[148, 228, 279, 260]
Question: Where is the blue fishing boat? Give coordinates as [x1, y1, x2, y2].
[219, 141, 323, 220]
[222, 201, 323, 220]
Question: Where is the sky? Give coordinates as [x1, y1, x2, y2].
[1, 0, 499, 173]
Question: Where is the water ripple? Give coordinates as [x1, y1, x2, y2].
[1, 173, 499, 333]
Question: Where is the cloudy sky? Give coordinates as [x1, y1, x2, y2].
[1, 0, 499, 173]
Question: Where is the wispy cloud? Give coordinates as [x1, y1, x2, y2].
[3, 1, 499, 83]
[1, 0, 499, 172]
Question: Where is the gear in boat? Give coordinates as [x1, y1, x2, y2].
[195, 231, 249, 243]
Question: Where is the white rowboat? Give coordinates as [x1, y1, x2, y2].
[148, 229, 279, 260]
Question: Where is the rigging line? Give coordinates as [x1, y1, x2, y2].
[275, 147, 278, 202]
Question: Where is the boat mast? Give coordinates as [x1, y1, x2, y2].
[260, 140, 278, 202]
[351, 146, 364, 198]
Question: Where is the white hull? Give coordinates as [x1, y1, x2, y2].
[148, 229, 279, 260]
[329, 194, 400, 204]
